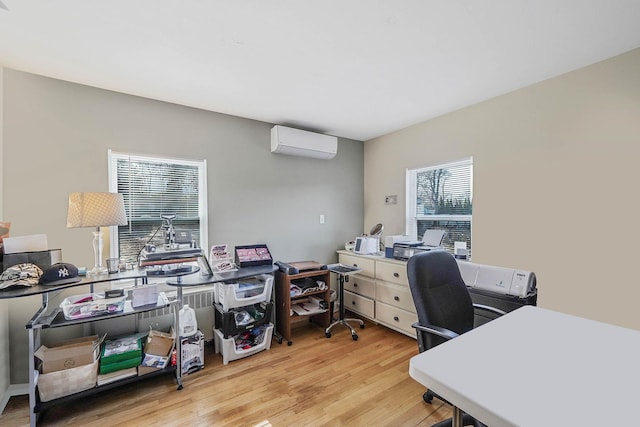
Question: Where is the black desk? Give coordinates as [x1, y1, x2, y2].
[0, 269, 147, 299]
[165, 264, 278, 287]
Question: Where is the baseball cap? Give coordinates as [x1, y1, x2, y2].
[0, 263, 43, 290]
[40, 262, 82, 286]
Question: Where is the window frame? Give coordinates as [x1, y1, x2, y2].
[406, 157, 473, 253]
[107, 150, 208, 261]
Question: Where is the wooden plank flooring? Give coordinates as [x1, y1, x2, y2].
[1, 318, 452, 426]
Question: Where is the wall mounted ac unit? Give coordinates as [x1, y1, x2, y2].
[270, 125, 337, 159]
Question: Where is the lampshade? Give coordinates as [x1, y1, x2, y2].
[67, 192, 127, 228]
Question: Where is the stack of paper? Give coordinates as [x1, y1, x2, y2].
[291, 303, 326, 316]
[97, 367, 137, 386]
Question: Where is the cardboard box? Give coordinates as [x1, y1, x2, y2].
[141, 327, 175, 369]
[34, 335, 101, 374]
[37, 359, 98, 402]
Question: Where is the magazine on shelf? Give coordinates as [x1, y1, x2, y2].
[291, 303, 327, 316]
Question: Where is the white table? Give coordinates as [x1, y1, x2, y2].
[409, 305, 640, 426]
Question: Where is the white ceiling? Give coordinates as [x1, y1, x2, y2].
[1, 1, 639, 141]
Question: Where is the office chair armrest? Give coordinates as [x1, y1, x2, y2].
[411, 322, 459, 341]
[472, 303, 507, 317]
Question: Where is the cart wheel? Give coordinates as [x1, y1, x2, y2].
[352, 334, 358, 341]
[177, 384, 183, 391]
[287, 341, 292, 346]
[360, 324, 365, 329]
[325, 332, 331, 338]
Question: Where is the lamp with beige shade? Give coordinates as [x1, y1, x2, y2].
[66, 192, 127, 275]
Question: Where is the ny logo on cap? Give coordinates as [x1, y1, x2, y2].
[57, 266, 70, 278]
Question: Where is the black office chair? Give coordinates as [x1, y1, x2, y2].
[407, 250, 506, 427]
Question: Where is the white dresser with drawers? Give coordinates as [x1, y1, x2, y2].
[337, 250, 417, 338]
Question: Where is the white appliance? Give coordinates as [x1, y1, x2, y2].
[270, 125, 337, 159]
[456, 260, 536, 298]
[353, 236, 379, 255]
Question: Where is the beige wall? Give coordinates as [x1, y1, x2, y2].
[0, 66, 8, 408]
[365, 48, 640, 329]
[1, 68, 364, 384]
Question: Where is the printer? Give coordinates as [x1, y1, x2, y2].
[393, 229, 446, 261]
[456, 260, 536, 298]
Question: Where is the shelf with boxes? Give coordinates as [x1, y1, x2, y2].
[29, 295, 179, 420]
[0, 263, 278, 427]
[5, 268, 178, 427]
[274, 268, 331, 346]
[211, 274, 274, 365]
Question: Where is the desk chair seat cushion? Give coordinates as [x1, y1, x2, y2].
[407, 250, 474, 348]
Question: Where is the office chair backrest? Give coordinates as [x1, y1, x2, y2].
[407, 250, 475, 349]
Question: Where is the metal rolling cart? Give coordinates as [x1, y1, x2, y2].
[324, 263, 364, 340]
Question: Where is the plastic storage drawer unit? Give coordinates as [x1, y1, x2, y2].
[214, 301, 273, 338]
[214, 274, 273, 311]
[213, 324, 273, 365]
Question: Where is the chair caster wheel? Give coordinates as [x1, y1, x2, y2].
[423, 391, 433, 403]
[360, 324, 365, 329]
[325, 332, 331, 338]
[352, 334, 358, 341]
[287, 341, 292, 346]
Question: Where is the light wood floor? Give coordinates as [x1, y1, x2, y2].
[1, 318, 453, 427]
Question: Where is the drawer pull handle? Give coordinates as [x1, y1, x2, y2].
[353, 283, 358, 287]
[394, 296, 400, 301]
[352, 301, 357, 305]
[393, 272, 399, 278]
[353, 264, 358, 267]
[393, 316, 399, 322]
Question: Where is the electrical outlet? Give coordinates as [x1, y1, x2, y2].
[385, 195, 398, 205]
[319, 214, 325, 224]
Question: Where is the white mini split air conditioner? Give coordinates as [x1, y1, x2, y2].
[270, 125, 337, 159]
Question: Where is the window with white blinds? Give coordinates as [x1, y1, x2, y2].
[406, 158, 473, 255]
[108, 151, 208, 263]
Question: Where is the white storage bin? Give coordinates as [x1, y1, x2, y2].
[60, 293, 126, 320]
[214, 274, 273, 311]
[213, 324, 273, 365]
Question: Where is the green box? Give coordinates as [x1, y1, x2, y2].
[100, 335, 142, 366]
[99, 356, 141, 374]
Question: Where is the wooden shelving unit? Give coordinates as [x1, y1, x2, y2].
[275, 269, 331, 346]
